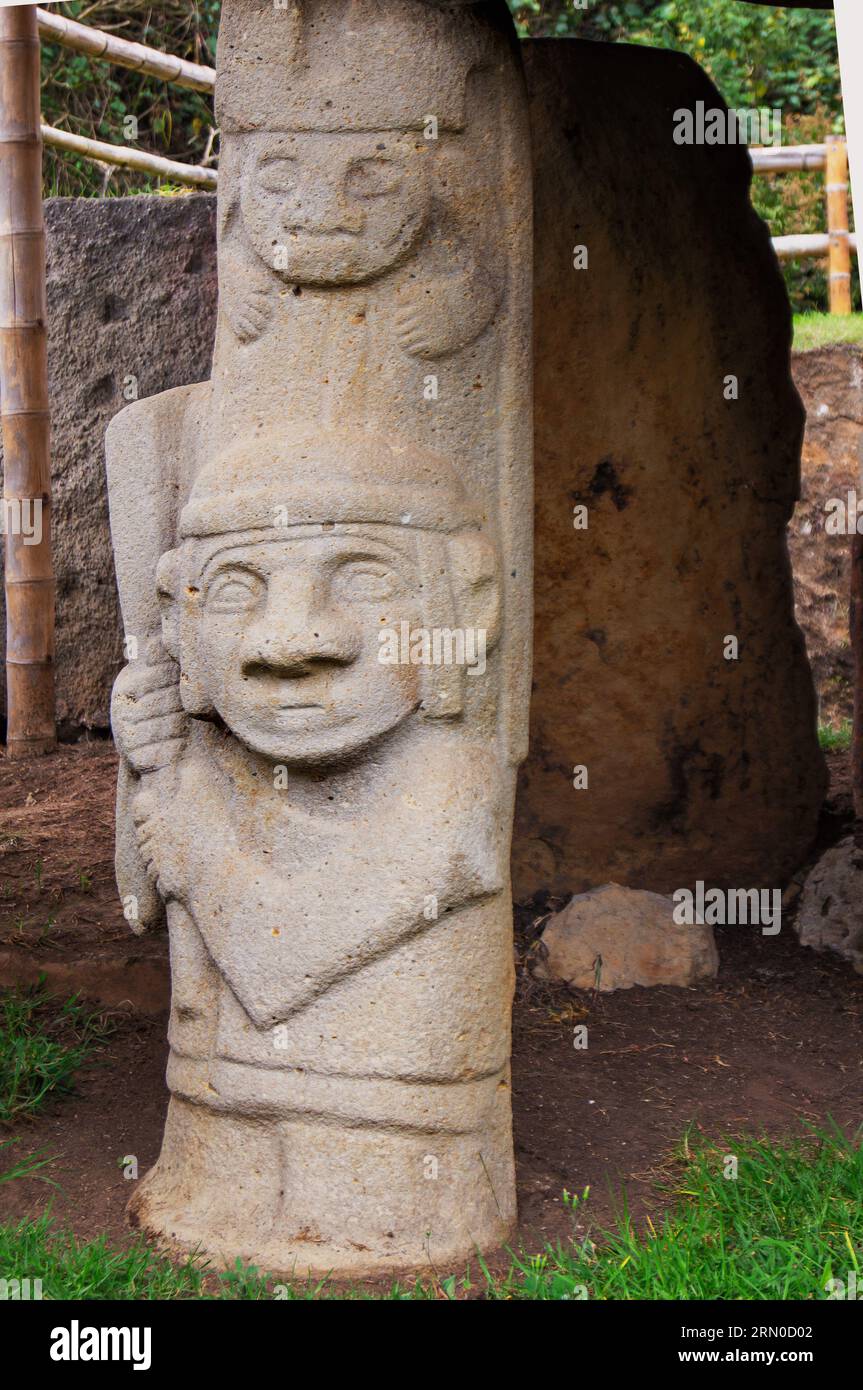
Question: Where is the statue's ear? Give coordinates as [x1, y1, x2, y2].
[155, 549, 182, 662]
[447, 532, 501, 649]
[155, 547, 214, 718]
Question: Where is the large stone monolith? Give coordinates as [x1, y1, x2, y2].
[515, 39, 826, 901]
[106, 0, 531, 1278]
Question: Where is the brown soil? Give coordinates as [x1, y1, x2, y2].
[0, 740, 860, 1288]
[791, 345, 863, 730]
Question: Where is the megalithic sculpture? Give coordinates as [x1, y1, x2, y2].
[107, 0, 532, 1277]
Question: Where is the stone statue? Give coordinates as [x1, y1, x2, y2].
[107, 0, 531, 1277]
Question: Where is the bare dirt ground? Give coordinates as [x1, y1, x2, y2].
[0, 740, 860, 1286]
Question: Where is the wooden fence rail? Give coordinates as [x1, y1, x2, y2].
[751, 137, 855, 312]
[36, 7, 215, 93]
[41, 123, 217, 190]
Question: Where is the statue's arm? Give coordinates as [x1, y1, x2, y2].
[106, 383, 206, 930]
[393, 207, 502, 360]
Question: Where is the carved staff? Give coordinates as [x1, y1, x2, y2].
[0, 4, 55, 758]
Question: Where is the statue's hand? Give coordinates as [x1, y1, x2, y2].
[111, 660, 185, 774]
[133, 781, 187, 903]
[223, 281, 276, 343]
[393, 263, 499, 360]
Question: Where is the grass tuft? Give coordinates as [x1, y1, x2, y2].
[793, 313, 863, 353]
[819, 720, 853, 752]
[0, 981, 112, 1124]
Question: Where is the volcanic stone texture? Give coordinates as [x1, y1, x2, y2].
[514, 38, 826, 901]
[0, 194, 217, 732]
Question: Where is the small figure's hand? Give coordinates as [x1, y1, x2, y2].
[133, 782, 187, 904]
[223, 282, 276, 343]
[111, 660, 185, 775]
[394, 265, 499, 360]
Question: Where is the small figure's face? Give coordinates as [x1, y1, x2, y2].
[240, 131, 432, 285]
[182, 528, 423, 765]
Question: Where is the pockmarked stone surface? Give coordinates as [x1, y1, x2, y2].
[107, 0, 532, 1277]
[0, 196, 217, 732]
[515, 39, 826, 901]
[535, 884, 719, 992]
[795, 838, 863, 974]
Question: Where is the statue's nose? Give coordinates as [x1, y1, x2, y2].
[242, 581, 360, 673]
[287, 178, 363, 236]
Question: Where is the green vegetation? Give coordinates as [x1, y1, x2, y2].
[0, 1212, 275, 1300]
[510, 1, 842, 115]
[796, 317, 863, 354]
[1, 1126, 858, 1299]
[818, 719, 854, 751]
[0, 982, 111, 1124]
[40, 1, 220, 198]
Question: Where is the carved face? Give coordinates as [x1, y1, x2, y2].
[180, 528, 424, 765]
[240, 131, 433, 285]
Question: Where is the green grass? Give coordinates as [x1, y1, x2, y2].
[793, 312, 863, 352]
[819, 720, 853, 752]
[0, 981, 112, 1124]
[0, 1126, 858, 1299]
[486, 1125, 863, 1300]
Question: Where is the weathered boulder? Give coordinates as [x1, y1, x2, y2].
[515, 38, 826, 900]
[0, 194, 217, 732]
[795, 836, 863, 972]
[535, 883, 719, 991]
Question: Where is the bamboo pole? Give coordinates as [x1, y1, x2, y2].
[0, 5, 55, 759]
[826, 136, 852, 315]
[36, 7, 214, 94]
[42, 124, 218, 190]
[750, 145, 827, 173]
[773, 232, 858, 262]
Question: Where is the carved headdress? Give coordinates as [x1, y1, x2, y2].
[179, 426, 484, 537]
[216, 0, 508, 133]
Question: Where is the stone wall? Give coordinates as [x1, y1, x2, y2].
[0, 194, 217, 732]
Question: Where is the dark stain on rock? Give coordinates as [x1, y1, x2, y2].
[571, 458, 634, 513]
[101, 294, 129, 323]
[650, 727, 726, 831]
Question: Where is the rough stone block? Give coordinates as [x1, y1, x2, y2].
[0, 194, 217, 731]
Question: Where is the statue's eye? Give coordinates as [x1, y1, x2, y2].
[331, 562, 404, 603]
[257, 157, 297, 194]
[344, 159, 403, 201]
[206, 571, 265, 612]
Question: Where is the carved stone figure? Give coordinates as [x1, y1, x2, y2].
[107, 0, 531, 1277]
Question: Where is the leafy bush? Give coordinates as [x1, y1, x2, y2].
[41, 1, 220, 197]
